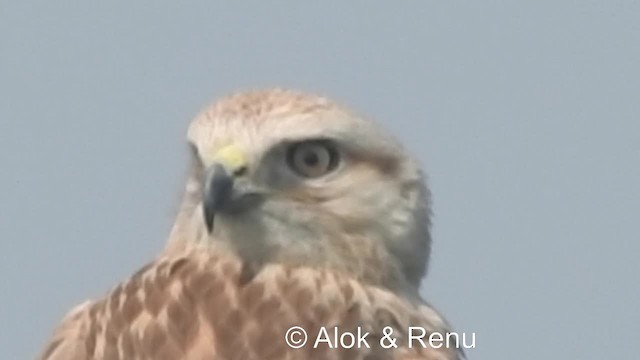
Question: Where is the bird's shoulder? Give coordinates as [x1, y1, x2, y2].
[40, 249, 459, 359]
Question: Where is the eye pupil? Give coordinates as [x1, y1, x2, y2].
[287, 140, 339, 178]
[303, 152, 320, 167]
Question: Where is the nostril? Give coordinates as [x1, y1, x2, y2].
[233, 166, 248, 177]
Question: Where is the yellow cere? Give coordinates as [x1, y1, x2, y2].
[212, 144, 247, 171]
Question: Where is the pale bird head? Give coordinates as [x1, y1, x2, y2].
[173, 89, 431, 293]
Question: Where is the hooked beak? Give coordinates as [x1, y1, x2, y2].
[201, 144, 256, 233]
[203, 163, 234, 233]
[202, 144, 264, 233]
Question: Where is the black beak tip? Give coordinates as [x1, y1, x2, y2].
[204, 207, 215, 233]
[202, 164, 234, 234]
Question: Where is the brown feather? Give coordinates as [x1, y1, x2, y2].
[40, 89, 459, 360]
[39, 247, 458, 360]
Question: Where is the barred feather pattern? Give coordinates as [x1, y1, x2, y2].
[40, 247, 458, 360]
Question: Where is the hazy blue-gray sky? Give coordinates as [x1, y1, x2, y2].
[1, 2, 638, 359]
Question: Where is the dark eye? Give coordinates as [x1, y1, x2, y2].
[287, 140, 339, 178]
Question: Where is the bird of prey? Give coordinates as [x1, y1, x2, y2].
[39, 89, 461, 359]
